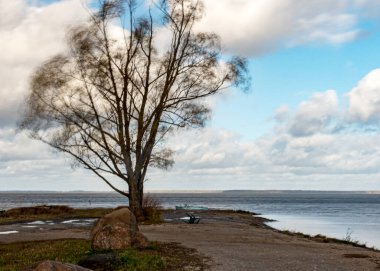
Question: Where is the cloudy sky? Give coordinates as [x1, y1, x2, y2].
[1, 0, 380, 191]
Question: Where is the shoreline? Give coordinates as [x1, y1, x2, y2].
[1, 206, 380, 270]
[267, 223, 379, 252]
[0, 206, 378, 251]
[1, 190, 379, 251]
[263, 213, 380, 251]
[143, 209, 380, 270]
[164, 209, 380, 252]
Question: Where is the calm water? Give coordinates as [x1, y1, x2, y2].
[1, 191, 380, 249]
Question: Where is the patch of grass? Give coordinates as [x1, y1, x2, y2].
[118, 249, 166, 271]
[0, 206, 113, 225]
[0, 240, 209, 271]
[0, 239, 91, 271]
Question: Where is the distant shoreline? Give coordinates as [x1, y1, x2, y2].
[1, 190, 380, 194]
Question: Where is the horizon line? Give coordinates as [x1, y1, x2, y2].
[0, 189, 380, 193]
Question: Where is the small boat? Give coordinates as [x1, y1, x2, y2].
[175, 204, 208, 210]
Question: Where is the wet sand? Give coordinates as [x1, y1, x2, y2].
[1, 210, 380, 270]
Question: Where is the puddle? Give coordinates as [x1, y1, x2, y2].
[62, 219, 96, 225]
[62, 219, 80, 224]
[0, 231, 18, 235]
[19, 219, 96, 229]
[27, 221, 46, 225]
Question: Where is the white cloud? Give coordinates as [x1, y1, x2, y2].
[0, 0, 377, 126]
[0, 129, 51, 162]
[352, 0, 380, 17]
[0, 0, 27, 31]
[347, 69, 380, 123]
[290, 13, 360, 46]
[267, 133, 380, 174]
[0, 128, 121, 191]
[288, 90, 339, 137]
[0, 0, 110, 191]
[196, 0, 367, 56]
[0, 0, 88, 127]
[274, 105, 289, 123]
[150, 69, 380, 189]
[144, 123, 380, 190]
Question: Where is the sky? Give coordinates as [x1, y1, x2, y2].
[1, 0, 380, 191]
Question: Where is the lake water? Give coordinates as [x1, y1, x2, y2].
[1, 190, 379, 249]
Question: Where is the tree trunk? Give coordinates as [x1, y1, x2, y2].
[129, 183, 144, 220]
[138, 179, 144, 207]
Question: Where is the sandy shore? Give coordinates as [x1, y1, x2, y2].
[142, 210, 380, 270]
[1, 210, 379, 270]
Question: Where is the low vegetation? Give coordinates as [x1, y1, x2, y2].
[0, 205, 207, 270]
[0, 240, 209, 271]
[0, 239, 90, 271]
[141, 195, 163, 224]
[0, 206, 113, 225]
[280, 230, 378, 251]
[0, 203, 163, 225]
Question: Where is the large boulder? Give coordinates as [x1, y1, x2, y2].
[24, 260, 92, 271]
[91, 208, 149, 250]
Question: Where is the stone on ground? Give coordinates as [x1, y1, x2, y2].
[91, 207, 149, 250]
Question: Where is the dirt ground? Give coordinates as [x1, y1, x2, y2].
[1, 210, 380, 271]
[142, 210, 380, 271]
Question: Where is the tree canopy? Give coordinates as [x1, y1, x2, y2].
[19, 0, 249, 217]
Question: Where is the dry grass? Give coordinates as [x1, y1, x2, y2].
[279, 230, 378, 251]
[141, 195, 163, 224]
[0, 206, 113, 225]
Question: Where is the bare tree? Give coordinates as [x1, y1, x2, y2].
[19, 0, 249, 218]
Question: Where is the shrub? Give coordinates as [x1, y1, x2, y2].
[141, 195, 162, 224]
[4, 205, 73, 217]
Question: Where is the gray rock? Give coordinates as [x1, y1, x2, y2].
[91, 208, 149, 250]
